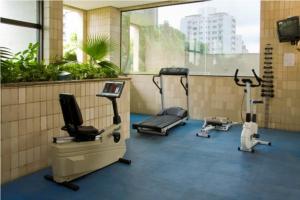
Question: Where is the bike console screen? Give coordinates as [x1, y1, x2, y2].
[99, 81, 125, 98]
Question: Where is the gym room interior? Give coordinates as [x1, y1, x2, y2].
[1, 0, 300, 199]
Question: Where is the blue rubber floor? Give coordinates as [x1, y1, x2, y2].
[2, 114, 300, 200]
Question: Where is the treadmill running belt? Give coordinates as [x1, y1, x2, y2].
[135, 115, 181, 129]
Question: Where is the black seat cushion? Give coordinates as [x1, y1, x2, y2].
[77, 126, 99, 135]
[74, 126, 100, 142]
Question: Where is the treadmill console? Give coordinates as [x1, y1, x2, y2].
[98, 81, 125, 98]
[159, 68, 189, 76]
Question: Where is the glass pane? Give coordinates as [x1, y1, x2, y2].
[0, 23, 38, 54]
[63, 7, 84, 62]
[0, 0, 38, 23]
[121, 0, 260, 76]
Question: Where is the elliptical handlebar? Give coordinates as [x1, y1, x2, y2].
[234, 69, 262, 87]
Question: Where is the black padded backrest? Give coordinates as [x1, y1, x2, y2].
[59, 93, 83, 127]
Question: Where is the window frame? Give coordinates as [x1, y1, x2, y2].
[120, 0, 260, 77]
[0, 0, 44, 60]
[62, 5, 85, 63]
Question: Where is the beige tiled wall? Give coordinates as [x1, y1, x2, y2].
[44, 0, 63, 63]
[130, 75, 162, 114]
[188, 76, 245, 121]
[87, 7, 121, 66]
[259, 1, 300, 131]
[130, 75, 246, 122]
[1, 78, 130, 184]
[130, 0, 300, 132]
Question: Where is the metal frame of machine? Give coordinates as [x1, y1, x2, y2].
[196, 117, 234, 138]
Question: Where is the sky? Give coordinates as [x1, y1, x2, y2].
[158, 0, 260, 53]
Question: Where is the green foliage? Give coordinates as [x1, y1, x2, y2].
[0, 43, 55, 82]
[63, 32, 79, 62]
[12, 42, 39, 65]
[121, 22, 186, 73]
[63, 51, 77, 62]
[58, 62, 118, 80]
[1, 40, 119, 84]
[8, 43, 47, 82]
[98, 60, 119, 77]
[121, 15, 131, 71]
[0, 47, 13, 64]
[141, 23, 185, 52]
[81, 35, 115, 65]
[1, 47, 19, 83]
[185, 41, 207, 54]
[81, 34, 120, 75]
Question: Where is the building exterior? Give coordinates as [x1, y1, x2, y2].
[180, 9, 248, 54]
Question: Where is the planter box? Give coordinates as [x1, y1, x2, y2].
[1, 78, 131, 184]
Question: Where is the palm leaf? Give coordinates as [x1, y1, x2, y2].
[82, 35, 115, 62]
[0, 47, 13, 67]
[0, 47, 13, 59]
[98, 60, 120, 73]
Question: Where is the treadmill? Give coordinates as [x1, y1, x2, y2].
[132, 67, 189, 136]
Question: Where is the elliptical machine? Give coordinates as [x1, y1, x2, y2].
[234, 69, 271, 153]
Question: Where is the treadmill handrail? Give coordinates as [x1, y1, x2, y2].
[180, 76, 188, 96]
[152, 75, 162, 94]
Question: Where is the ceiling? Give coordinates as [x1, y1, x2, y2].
[64, 0, 168, 10]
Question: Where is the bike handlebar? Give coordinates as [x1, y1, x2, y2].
[251, 69, 262, 84]
[234, 69, 240, 85]
[234, 69, 262, 87]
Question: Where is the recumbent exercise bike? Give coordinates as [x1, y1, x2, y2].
[45, 81, 131, 190]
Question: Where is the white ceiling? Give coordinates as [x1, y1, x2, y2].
[64, 0, 167, 10]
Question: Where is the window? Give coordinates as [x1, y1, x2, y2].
[0, 0, 43, 58]
[0, 24, 38, 53]
[63, 7, 84, 62]
[121, 0, 260, 76]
